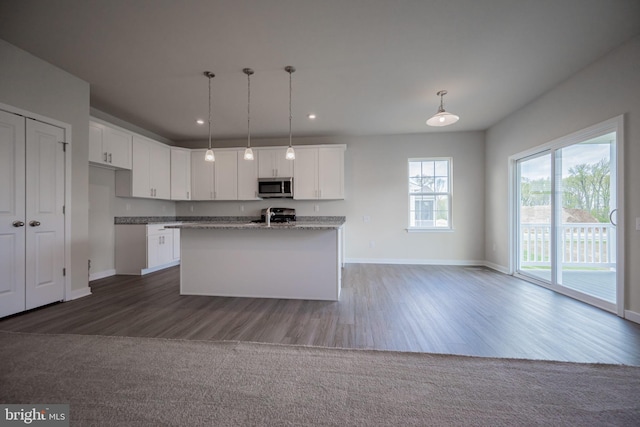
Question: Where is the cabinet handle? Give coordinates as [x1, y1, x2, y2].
[103, 152, 108, 162]
[108, 153, 112, 163]
[319, 189, 322, 198]
[150, 188, 154, 197]
[187, 191, 190, 199]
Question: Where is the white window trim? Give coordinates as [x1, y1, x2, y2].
[407, 157, 453, 231]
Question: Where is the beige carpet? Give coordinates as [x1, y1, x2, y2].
[1, 331, 639, 426]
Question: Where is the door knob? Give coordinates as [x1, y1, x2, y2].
[29, 220, 41, 227]
[12, 221, 25, 227]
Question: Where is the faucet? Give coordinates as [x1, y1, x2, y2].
[265, 207, 275, 227]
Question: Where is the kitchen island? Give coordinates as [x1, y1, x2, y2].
[166, 218, 345, 301]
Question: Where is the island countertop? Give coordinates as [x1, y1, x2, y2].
[165, 219, 344, 230]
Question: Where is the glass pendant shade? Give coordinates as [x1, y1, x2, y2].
[243, 147, 254, 160]
[285, 146, 295, 160]
[426, 111, 460, 127]
[205, 149, 215, 162]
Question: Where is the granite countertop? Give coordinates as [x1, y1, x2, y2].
[115, 216, 345, 230]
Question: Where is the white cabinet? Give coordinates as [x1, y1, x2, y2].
[115, 135, 171, 199]
[238, 151, 260, 200]
[115, 223, 180, 275]
[190, 149, 239, 200]
[294, 145, 345, 200]
[190, 149, 214, 200]
[257, 148, 293, 178]
[214, 150, 238, 200]
[170, 147, 191, 200]
[89, 120, 132, 169]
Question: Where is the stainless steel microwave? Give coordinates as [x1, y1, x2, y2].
[258, 177, 293, 198]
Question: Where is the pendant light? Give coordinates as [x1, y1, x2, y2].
[204, 71, 215, 161]
[285, 65, 296, 160]
[426, 90, 459, 127]
[243, 68, 255, 160]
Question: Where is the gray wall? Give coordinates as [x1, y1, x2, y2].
[0, 39, 90, 293]
[485, 35, 640, 316]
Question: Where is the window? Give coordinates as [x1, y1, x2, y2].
[408, 158, 451, 229]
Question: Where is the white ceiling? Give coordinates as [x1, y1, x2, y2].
[1, 0, 639, 142]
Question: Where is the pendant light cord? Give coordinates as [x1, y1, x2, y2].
[208, 73, 212, 150]
[288, 68, 292, 148]
[247, 71, 251, 148]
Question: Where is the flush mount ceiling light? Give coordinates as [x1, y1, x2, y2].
[426, 90, 459, 127]
[243, 68, 255, 161]
[204, 71, 215, 162]
[285, 65, 296, 160]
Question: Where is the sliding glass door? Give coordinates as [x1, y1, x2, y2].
[515, 120, 622, 313]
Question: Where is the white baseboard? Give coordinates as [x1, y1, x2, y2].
[345, 258, 485, 266]
[89, 269, 116, 281]
[624, 310, 640, 324]
[141, 260, 180, 275]
[68, 287, 92, 301]
[483, 261, 510, 274]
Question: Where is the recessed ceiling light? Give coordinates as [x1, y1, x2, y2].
[196, 119, 205, 125]
[307, 114, 317, 119]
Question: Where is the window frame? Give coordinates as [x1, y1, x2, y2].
[407, 157, 453, 231]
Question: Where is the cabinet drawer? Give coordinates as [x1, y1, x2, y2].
[147, 224, 168, 235]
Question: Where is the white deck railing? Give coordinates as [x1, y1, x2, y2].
[520, 223, 614, 268]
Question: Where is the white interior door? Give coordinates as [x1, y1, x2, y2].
[0, 110, 27, 318]
[25, 118, 65, 310]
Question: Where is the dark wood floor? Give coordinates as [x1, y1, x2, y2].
[2, 264, 640, 365]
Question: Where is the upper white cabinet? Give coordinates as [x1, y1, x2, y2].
[115, 135, 171, 199]
[170, 147, 191, 200]
[257, 148, 293, 178]
[89, 120, 132, 169]
[190, 149, 214, 200]
[237, 151, 260, 200]
[294, 145, 345, 200]
[214, 150, 238, 200]
[190, 149, 238, 201]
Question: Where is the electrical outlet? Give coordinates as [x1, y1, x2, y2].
[314, 204, 320, 212]
[125, 203, 131, 211]
[190, 205, 194, 212]
[369, 240, 375, 248]
[240, 205, 244, 212]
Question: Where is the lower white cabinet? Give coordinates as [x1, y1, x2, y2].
[115, 223, 180, 275]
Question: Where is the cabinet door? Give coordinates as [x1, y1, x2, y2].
[172, 229, 180, 262]
[257, 149, 276, 178]
[191, 150, 214, 200]
[238, 150, 259, 200]
[214, 150, 238, 200]
[158, 231, 173, 265]
[131, 136, 152, 197]
[150, 142, 171, 199]
[89, 122, 106, 164]
[147, 234, 161, 269]
[105, 127, 132, 169]
[171, 148, 191, 200]
[318, 147, 345, 199]
[293, 148, 318, 200]
[274, 149, 294, 177]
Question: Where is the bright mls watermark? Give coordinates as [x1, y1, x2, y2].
[1, 405, 69, 426]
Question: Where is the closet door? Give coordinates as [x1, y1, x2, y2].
[25, 119, 66, 310]
[0, 110, 26, 318]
